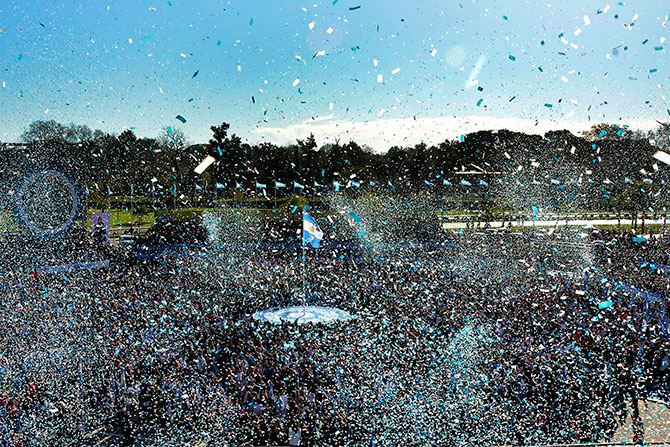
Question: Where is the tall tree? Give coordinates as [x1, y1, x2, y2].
[157, 126, 189, 201]
[208, 122, 230, 195]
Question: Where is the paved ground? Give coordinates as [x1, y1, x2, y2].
[611, 399, 670, 444]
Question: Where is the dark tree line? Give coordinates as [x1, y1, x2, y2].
[1, 120, 670, 214]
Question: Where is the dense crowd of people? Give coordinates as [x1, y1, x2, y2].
[0, 213, 669, 446]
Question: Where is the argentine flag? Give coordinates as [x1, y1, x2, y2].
[303, 212, 323, 248]
[256, 182, 267, 189]
[216, 182, 225, 189]
[294, 181, 305, 189]
[275, 181, 286, 188]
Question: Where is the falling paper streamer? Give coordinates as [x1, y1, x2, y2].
[653, 151, 670, 167]
[466, 55, 486, 88]
[194, 156, 216, 174]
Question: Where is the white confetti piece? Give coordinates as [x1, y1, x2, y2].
[653, 151, 670, 166]
[391, 67, 401, 75]
[326, 27, 333, 34]
[583, 15, 591, 25]
[377, 74, 383, 83]
[194, 156, 216, 174]
[309, 21, 315, 30]
[292, 78, 300, 87]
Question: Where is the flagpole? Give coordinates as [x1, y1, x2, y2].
[301, 210, 307, 306]
[302, 240, 306, 306]
[301, 209, 307, 306]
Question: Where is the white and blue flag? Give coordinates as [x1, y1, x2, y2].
[275, 181, 286, 188]
[302, 212, 323, 248]
[294, 181, 305, 189]
[216, 182, 225, 189]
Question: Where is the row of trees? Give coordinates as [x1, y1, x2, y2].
[2, 120, 670, 214]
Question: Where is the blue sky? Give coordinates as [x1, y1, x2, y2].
[1, 0, 669, 150]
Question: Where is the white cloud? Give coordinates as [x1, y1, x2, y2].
[251, 115, 660, 152]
